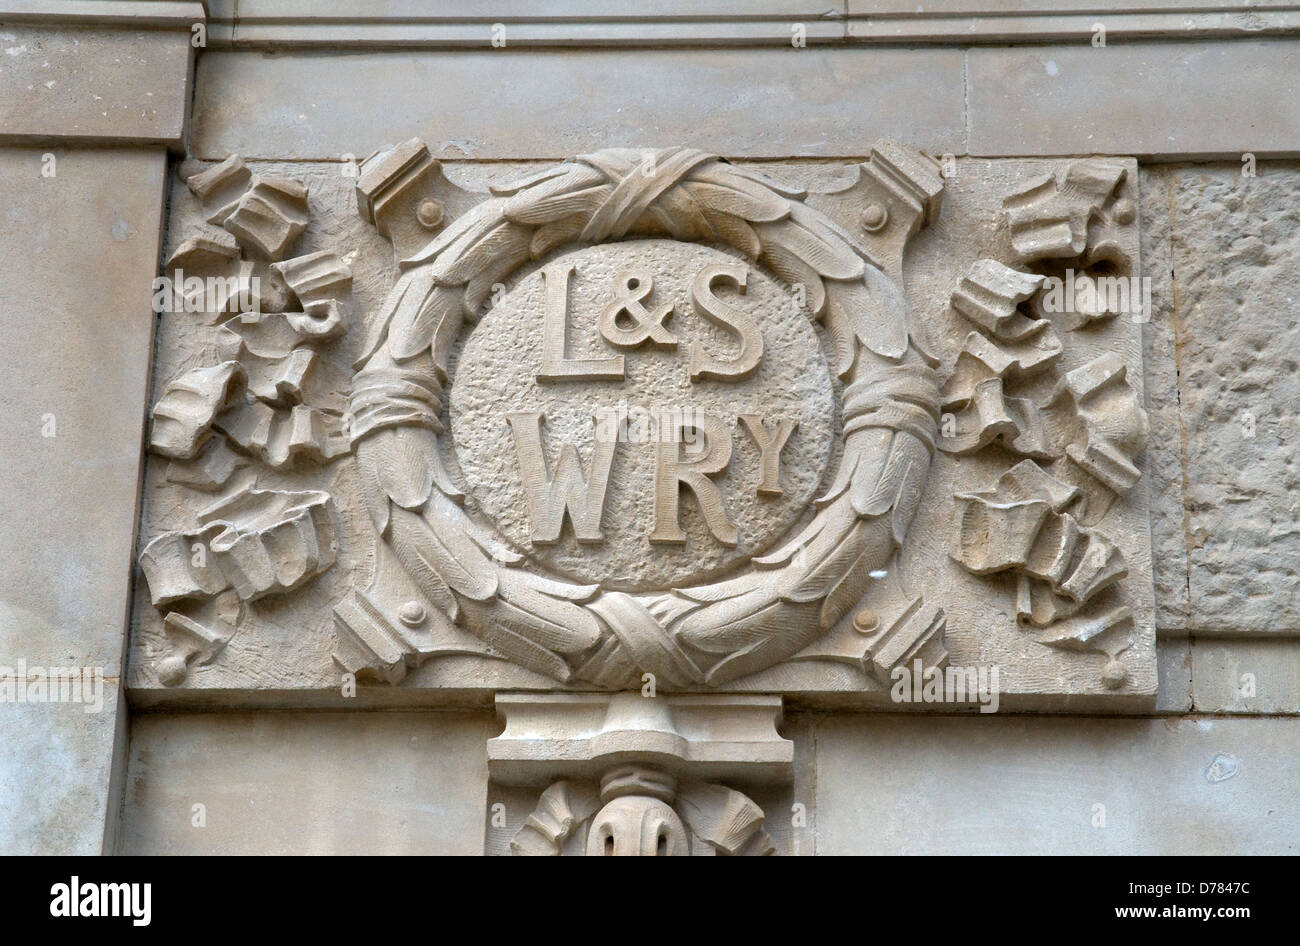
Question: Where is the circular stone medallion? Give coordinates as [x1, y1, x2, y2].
[450, 239, 835, 590]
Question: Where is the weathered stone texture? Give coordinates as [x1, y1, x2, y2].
[1137, 167, 1190, 633]
[1165, 163, 1300, 633]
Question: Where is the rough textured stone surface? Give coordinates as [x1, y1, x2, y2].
[968, 41, 1300, 158]
[119, 710, 495, 854]
[1167, 163, 1300, 633]
[451, 239, 835, 589]
[0, 146, 166, 853]
[813, 714, 1300, 854]
[0, 25, 192, 146]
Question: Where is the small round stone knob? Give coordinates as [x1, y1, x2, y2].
[1101, 659, 1128, 690]
[852, 608, 879, 633]
[1111, 198, 1136, 225]
[398, 600, 427, 627]
[417, 199, 445, 230]
[157, 653, 189, 687]
[861, 203, 889, 233]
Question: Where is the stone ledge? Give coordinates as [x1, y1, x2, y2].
[209, 20, 846, 48]
[192, 1, 1300, 48]
[0, 25, 195, 149]
[0, 1, 205, 29]
[487, 692, 794, 786]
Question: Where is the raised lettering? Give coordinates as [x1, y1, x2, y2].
[537, 262, 624, 382]
[739, 414, 797, 496]
[599, 271, 677, 349]
[508, 410, 618, 544]
[687, 263, 763, 382]
[650, 410, 738, 547]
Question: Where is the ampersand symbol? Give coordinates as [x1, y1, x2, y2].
[598, 271, 678, 350]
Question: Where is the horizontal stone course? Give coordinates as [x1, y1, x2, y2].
[1192, 639, 1300, 713]
[119, 711, 496, 854]
[189, 47, 966, 160]
[0, 25, 193, 147]
[967, 40, 1300, 159]
[814, 713, 1300, 854]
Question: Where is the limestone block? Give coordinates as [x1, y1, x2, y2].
[0, 679, 124, 856]
[1156, 638, 1192, 714]
[118, 711, 495, 854]
[1166, 165, 1300, 633]
[189, 48, 965, 160]
[0, 146, 167, 853]
[814, 715, 1300, 854]
[0, 26, 193, 147]
[1136, 166, 1189, 632]
[848, 1, 1300, 44]
[967, 42, 1300, 158]
[1191, 639, 1300, 714]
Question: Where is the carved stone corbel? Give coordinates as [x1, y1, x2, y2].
[490, 692, 791, 856]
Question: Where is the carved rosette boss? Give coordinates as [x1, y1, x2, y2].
[337, 141, 949, 690]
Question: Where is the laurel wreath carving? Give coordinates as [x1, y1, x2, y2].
[349, 147, 940, 688]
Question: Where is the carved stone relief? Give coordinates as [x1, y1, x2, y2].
[486, 693, 791, 856]
[129, 140, 1156, 711]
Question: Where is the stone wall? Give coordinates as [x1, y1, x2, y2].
[1, 1, 1297, 856]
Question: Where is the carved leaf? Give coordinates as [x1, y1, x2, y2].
[388, 504, 497, 602]
[756, 216, 865, 282]
[684, 180, 789, 224]
[529, 216, 587, 259]
[386, 281, 463, 366]
[430, 221, 532, 287]
[758, 242, 826, 317]
[698, 208, 762, 259]
[505, 183, 613, 227]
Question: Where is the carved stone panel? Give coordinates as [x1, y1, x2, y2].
[127, 141, 1156, 711]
